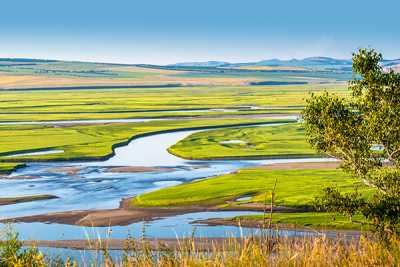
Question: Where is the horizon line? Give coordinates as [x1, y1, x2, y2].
[1, 55, 399, 66]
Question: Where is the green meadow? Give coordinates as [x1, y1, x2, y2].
[168, 123, 319, 159]
[131, 168, 373, 208]
[0, 59, 351, 89]
[0, 63, 357, 232]
[230, 212, 369, 230]
[0, 162, 25, 174]
[0, 84, 345, 120]
[0, 118, 290, 161]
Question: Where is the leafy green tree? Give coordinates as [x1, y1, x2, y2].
[303, 48, 400, 239]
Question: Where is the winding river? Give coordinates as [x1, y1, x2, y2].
[0, 121, 335, 243]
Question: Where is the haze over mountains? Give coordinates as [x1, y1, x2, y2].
[172, 57, 400, 70]
[0, 57, 399, 71]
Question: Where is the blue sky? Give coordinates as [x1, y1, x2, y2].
[1, 0, 398, 64]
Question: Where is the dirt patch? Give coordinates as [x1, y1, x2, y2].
[105, 166, 176, 173]
[195, 217, 301, 229]
[260, 161, 340, 170]
[0, 175, 41, 180]
[24, 237, 243, 251]
[47, 166, 83, 175]
[0, 199, 309, 227]
[0, 195, 312, 227]
[0, 206, 206, 227]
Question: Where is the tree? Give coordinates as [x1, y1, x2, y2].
[303, 48, 400, 239]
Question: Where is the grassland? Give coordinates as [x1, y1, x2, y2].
[0, 84, 346, 125]
[168, 123, 318, 159]
[0, 59, 350, 89]
[0, 57, 395, 266]
[0, 118, 291, 162]
[0, 84, 344, 113]
[131, 167, 374, 230]
[5, 231, 400, 266]
[131, 168, 373, 208]
[0, 62, 358, 233]
[0, 108, 300, 122]
[0, 163, 25, 174]
[225, 212, 368, 230]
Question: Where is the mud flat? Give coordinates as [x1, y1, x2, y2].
[23, 238, 229, 251]
[1, 206, 206, 227]
[0, 197, 304, 227]
[105, 166, 176, 173]
[47, 166, 83, 175]
[0, 195, 58, 206]
[0, 175, 41, 180]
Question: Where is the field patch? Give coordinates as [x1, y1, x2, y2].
[131, 168, 373, 208]
[168, 123, 318, 159]
[0, 118, 288, 162]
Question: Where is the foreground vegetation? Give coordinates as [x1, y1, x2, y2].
[1, 229, 400, 266]
[303, 49, 400, 238]
[131, 168, 373, 208]
[168, 123, 318, 159]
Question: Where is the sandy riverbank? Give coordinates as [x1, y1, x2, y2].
[0, 195, 58, 206]
[23, 238, 228, 251]
[105, 166, 176, 173]
[0, 202, 305, 227]
[0, 161, 339, 226]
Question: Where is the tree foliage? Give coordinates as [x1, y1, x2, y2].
[0, 229, 45, 267]
[303, 48, 400, 238]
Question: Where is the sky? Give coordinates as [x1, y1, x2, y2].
[0, 0, 399, 64]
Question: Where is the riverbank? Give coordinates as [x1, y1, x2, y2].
[0, 162, 26, 174]
[1, 194, 302, 227]
[168, 123, 318, 160]
[0, 195, 58, 206]
[22, 232, 363, 251]
[0, 162, 368, 229]
[130, 166, 372, 208]
[0, 118, 293, 163]
[194, 212, 369, 231]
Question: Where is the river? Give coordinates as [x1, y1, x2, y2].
[0, 122, 335, 242]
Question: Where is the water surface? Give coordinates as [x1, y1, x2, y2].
[0, 123, 335, 240]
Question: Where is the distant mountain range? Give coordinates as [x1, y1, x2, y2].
[382, 59, 400, 67]
[170, 61, 231, 67]
[0, 57, 398, 70]
[171, 57, 400, 69]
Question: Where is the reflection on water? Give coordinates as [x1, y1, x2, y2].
[4, 149, 65, 158]
[100, 130, 198, 166]
[8, 211, 321, 241]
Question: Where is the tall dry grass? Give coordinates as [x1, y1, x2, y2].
[115, 235, 400, 267]
[2, 228, 400, 266]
